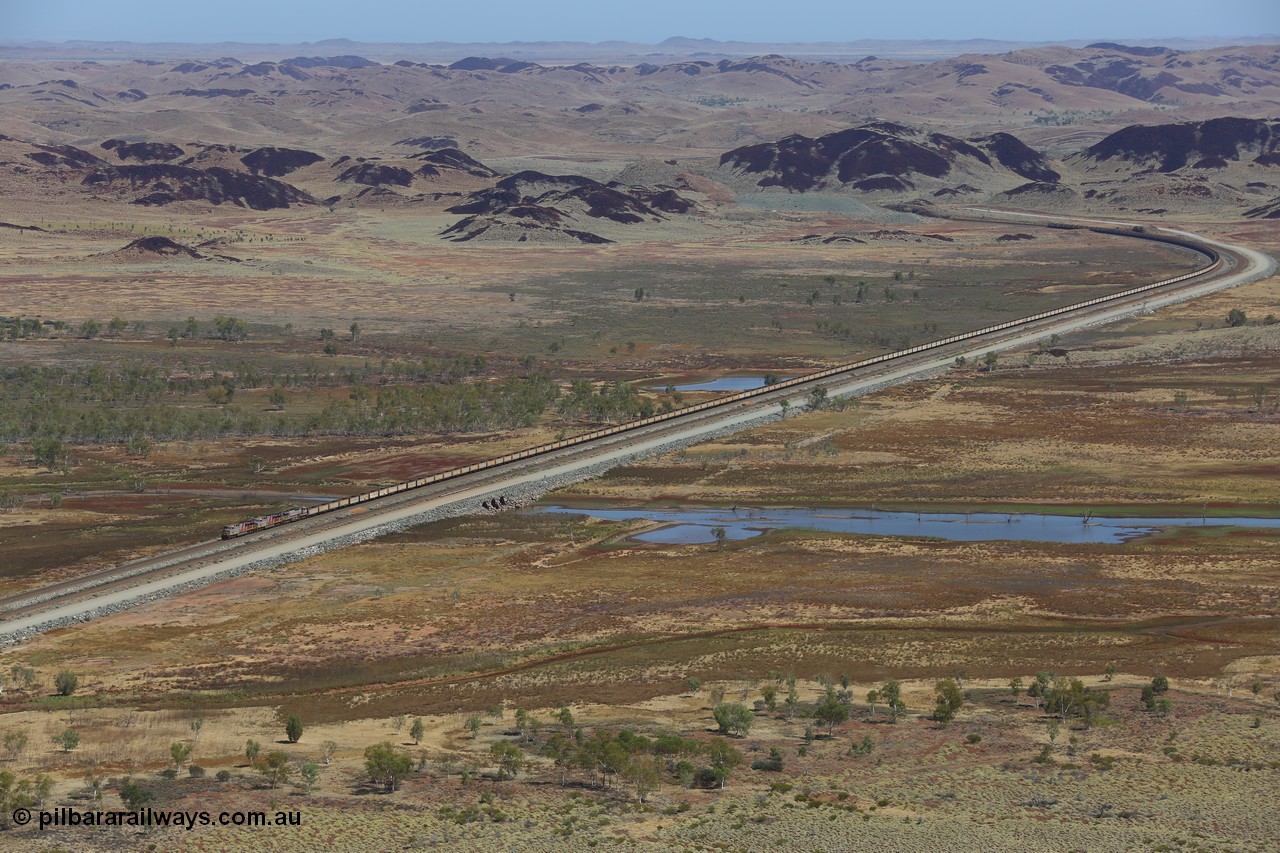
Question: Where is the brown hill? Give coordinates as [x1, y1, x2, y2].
[1068, 117, 1280, 174]
[442, 171, 695, 243]
[105, 236, 204, 260]
[101, 139, 184, 162]
[718, 123, 1057, 195]
[82, 163, 315, 209]
[1245, 196, 1280, 218]
[3, 44, 1277, 162]
[239, 146, 325, 176]
[1057, 117, 1280, 215]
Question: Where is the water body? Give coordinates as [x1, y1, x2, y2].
[533, 505, 1280, 546]
[655, 376, 783, 393]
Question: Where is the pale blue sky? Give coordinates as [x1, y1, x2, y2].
[2, 0, 1275, 44]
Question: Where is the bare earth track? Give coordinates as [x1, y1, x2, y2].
[1, 210, 1272, 644]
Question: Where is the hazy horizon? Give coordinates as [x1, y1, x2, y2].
[5, 0, 1276, 45]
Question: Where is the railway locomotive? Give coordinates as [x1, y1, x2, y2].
[219, 222, 1220, 541]
[221, 507, 307, 539]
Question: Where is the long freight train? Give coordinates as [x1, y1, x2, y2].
[222, 223, 1220, 540]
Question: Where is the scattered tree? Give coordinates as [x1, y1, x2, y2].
[170, 741, 193, 770]
[117, 777, 152, 811]
[806, 386, 828, 412]
[815, 692, 850, 736]
[490, 741, 524, 780]
[3, 732, 28, 762]
[285, 713, 304, 743]
[622, 755, 660, 802]
[213, 315, 247, 341]
[409, 717, 425, 745]
[245, 739, 261, 765]
[255, 751, 291, 789]
[712, 703, 754, 738]
[364, 742, 413, 792]
[706, 737, 743, 789]
[933, 678, 965, 725]
[1226, 308, 1247, 327]
[299, 762, 320, 793]
[465, 716, 483, 739]
[54, 670, 78, 697]
[880, 680, 906, 722]
[51, 729, 79, 753]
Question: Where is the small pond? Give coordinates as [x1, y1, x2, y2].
[533, 505, 1280, 546]
[654, 376, 784, 393]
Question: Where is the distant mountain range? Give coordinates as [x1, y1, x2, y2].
[4, 115, 1276, 242]
[2, 36, 1276, 63]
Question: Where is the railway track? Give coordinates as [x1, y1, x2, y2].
[1, 211, 1273, 643]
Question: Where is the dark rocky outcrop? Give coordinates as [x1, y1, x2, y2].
[447, 56, 541, 73]
[279, 55, 380, 69]
[240, 146, 324, 176]
[336, 162, 415, 187]
[411, 148, 499, 178]
[24, 144, 106, 169]
[719, 123, 1055, 192]
[112, 236, 203, 258]
[169, 88, 254, 98]
[395, 136, 461, 150]
[101, 139, 184, 162]
[1245, 196, 1280, 219]
[998, 181, 1079, 200]
[82, 164, 315, 210]
[971, 132, 1061, 182]
[447, 171, 692, 223]
[1072, 117, 1280, 173]
[235, 62, 311, 81]
[442, 171, 693, 243]
[1083, 43, 1173, 57]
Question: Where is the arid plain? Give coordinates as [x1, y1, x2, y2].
[0, 36, 1277, 851]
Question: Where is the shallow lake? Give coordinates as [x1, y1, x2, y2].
[653, 376, 782, 392]
[533, 505, 1280, 545]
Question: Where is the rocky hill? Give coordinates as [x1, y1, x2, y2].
[1068, 117, 1280, 173]
[718, 123, 1058, 195]
[1064, 117, 1280, 214]
[83, 163, 316, 210]
[102, 235, 207, 261]
[442, 171, 695, 243]
[240, 146, 325, 176]
[2, 44, 1276, 161]
[0, 133, 504, 211]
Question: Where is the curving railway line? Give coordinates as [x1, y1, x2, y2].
[0, 211, 1273, 643]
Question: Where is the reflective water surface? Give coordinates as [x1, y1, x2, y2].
[533, 505, 1280, 545]
[653, 376, 782, 392]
